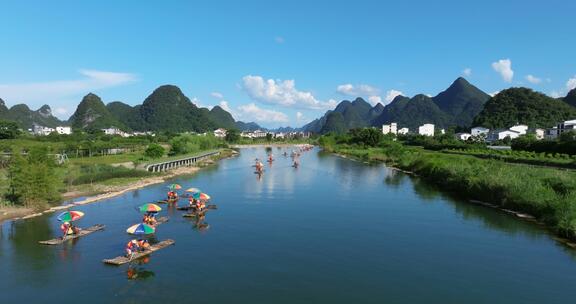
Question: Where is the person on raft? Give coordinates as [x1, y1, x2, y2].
[60, 221, 80, 239]
[195, 199, 206, 212]
[167, 190, 178, 201]
[125, 239, 140, 257]
[142, 212, 157, 226]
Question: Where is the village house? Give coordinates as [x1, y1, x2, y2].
[418, 124, 435, 136]
[102, 127, 130, 137]
[471, 127, 490, 136]
[382, 123, 398, 135]
[33, 125, 55, 136]
[545, 119, 576, 140]
[55, 126, 72, 135]
[487, 129, 520, 142]
[213, 128, 227, 138]
[455, 133, 472, 141]
[398, 127, 409, 135]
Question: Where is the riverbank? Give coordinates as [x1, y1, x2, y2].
[0, 149, 237, 224]
[230, 143, 314, 148]
[324, 143, 576, 242]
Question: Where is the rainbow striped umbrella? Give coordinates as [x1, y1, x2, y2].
[167, 184, 182, 190]
[185, 187, 201, 193]
[139, 203, 162, 213]
[126, 223, 155, 235]
[192, 192, 211, 200]
[57, 211, 85, 222]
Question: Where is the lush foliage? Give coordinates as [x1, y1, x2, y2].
[512, 132, 576, 155]
[473, 87, 576, 129]
[0, 120, 21, 139]
[69, 93, 126, 130]
[6, 147, 62, 208]
[0, 104, 62, 129]
[224, 129, 241, 143]
[65, 164, 151, 186]
[169, 134, 223, 156]
[144, 144, 165, 159]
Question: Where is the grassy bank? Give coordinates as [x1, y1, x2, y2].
[326, 141, 576, 241]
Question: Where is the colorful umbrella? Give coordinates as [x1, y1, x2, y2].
[192, 192, 211, 200]
[185, 187, 201, 193]
[57, 211, 85, 222]
[126, 223, 155, 235]
[139, 203, 162, 213]
[167, 184, 182, 190]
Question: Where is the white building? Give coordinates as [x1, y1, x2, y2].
[102, 127, 129, 137]
[213, 128, 227, 138]
[455, 133, 472, 141]
[509, 124, 528, 135]
[55, 126, 71, 135]
[398, 127, 409, 135]
[418, 124, 435, 136]
[382, 123, 398, 135]
[534, 128, 545, 140]
[471, 127, 490, 136]
[545, 120, 576, 140]
[33, 125, 55, 136]
[275, 132, 285, 139]
[487, 129, 520, 142]
[240, 129, 268, 138]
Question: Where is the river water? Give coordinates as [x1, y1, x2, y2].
[1, 147, 576, 303]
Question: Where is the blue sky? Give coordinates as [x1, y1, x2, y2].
[0, 0, 575, 128]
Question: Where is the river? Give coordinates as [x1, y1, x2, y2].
[1, 147, 576, 303]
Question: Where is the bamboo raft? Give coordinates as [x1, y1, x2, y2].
[156, 198, 179, 204]
[155, 216, 169, 225]
[102, 239, 175, 265]
[176, 205, 218, 211]
[183, 209, 213, 218]
[38, 224, 106, 245]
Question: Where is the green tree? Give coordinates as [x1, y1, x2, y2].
[0, 120, 20, 139]
[225, 129, 241, 143]
[266, 133, 273, 142]
[144, 144, 165, 159]
[8, 147, 61, 208]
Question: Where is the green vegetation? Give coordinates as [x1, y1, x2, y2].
[168, 133, 223, 156]
[139, 85, 216, 132]
[69, 93, 126, 130]
[7, 147, 62, 209]
[320, 130, 576, 241]
[473, 88, 576, 129]
[511, 132, 576, 155]
[65, 164, 151, 186]
[225, 129, 241, 143]
[144, 144, 165, 159]
[0, 120, 21, 139]
[0, 103, 62, 129]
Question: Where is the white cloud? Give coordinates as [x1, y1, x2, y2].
[525, 74, 542, 84]
[492, 59, 514, 82]
[210, 92, 223, 99]
[218, 100, 232, 112]
[567, 76, 576, 91]
[241, 75, 335, 110]
[0, 69, 137, 106]
[296, 112, 304, 121]
[237, 103, 289, 123]
[275, 36, 285, 44]
[462, 68, 472, 77]
[384, 89, 404, 103]
[489, 91, 500, 97]
[336, 83, 379, 96]
[367, 96, 382, 106]
[55, 107, 68, 115]
[550, 91, 562, 98]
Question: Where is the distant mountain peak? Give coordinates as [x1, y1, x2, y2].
[373, 103, 384, 110]
[38, 104, 52, 117]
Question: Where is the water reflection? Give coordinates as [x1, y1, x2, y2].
[126, 257, 155, 280]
